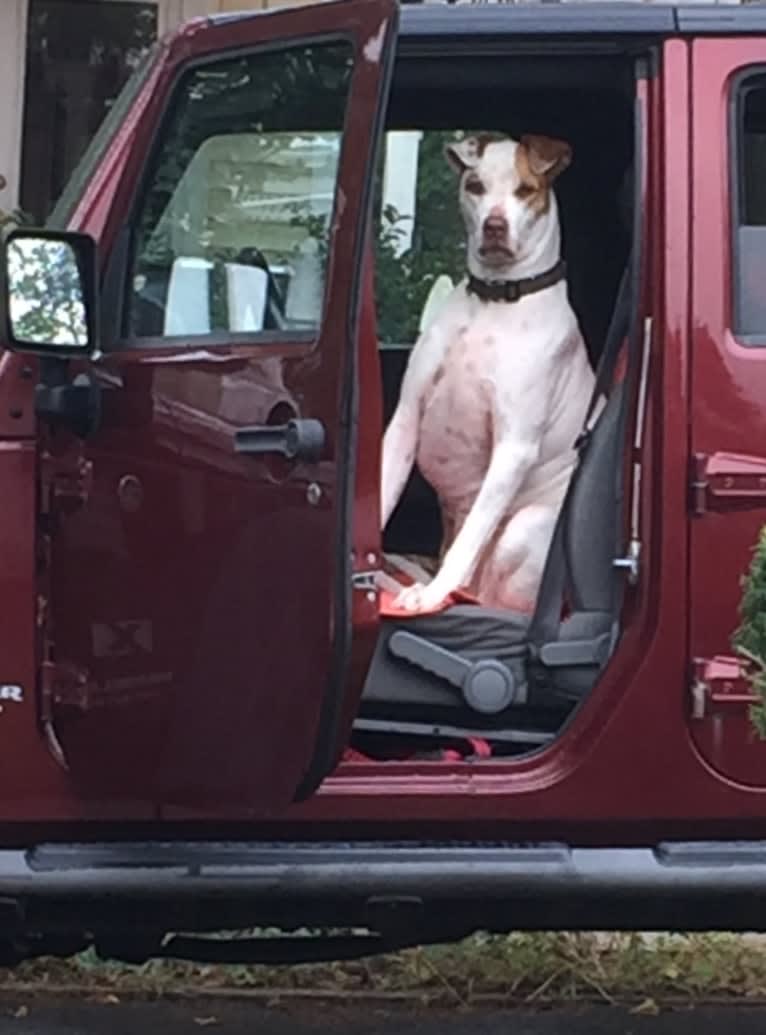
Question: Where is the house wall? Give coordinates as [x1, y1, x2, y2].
[0, 0, 30, 214]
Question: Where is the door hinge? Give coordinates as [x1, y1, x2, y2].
[39, 451, 93, 515]
[690, 655, 758, 720]
[691, 451, 766, 517]
[690, 453, 709, 517]
[351, 571, 381, 594]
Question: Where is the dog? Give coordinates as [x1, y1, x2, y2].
[380, 133, 595, 615]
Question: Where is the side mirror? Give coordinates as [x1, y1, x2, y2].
[0, 229, 99, 357]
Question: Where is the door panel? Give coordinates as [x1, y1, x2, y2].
[44, 0, 396, 813]
[690, 40, 766, 786]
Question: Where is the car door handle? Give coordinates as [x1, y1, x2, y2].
[234, 418, 325, 463]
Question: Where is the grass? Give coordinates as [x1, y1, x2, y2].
[4, 933, 766, 1009]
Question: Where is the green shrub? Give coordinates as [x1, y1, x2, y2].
[733, 525, 766, 736]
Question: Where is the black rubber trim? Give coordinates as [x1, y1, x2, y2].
[676, 4, 766, 34]
[214, 5, 676, 37]
[191, 5, 766, 45]
[399, 5, 676, 38]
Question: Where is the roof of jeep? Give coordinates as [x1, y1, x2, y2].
[210, 3, 766, 38]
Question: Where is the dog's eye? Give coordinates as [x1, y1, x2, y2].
[515, 183, 536, 200]
[464, 178, 486, 196]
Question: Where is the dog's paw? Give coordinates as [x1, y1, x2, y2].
[393, 582, 426, 612]
[394, 581, 450, 614]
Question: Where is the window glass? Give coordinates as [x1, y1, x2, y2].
[734, 72, 766, 339]
[128, 42, 353, 340]
[22, 0, 158, 225]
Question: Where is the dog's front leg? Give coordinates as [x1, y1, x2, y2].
[381, 404, 419, 530]
[381, 324, 448, 529]
[396, 439, 538, 612]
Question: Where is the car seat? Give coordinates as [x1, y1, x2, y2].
[357, 261, 634, 749]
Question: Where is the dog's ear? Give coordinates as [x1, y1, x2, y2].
[520, 135, 572, 181]
[444, 137, 481, 175]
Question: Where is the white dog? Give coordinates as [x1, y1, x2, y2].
[381, 134, 594, 614]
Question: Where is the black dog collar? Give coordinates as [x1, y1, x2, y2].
[466, 259, 567, 304]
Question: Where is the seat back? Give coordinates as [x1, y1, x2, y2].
[564, 256, 632, 616]
[565, 380, 625, 615]
[527, 259, 632, 668]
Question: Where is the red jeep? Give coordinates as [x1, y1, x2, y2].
[1, 0, 766, 967]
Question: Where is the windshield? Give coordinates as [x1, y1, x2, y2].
[47, 43, 160, 231]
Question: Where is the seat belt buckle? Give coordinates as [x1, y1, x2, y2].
[574, 428, 591, 452]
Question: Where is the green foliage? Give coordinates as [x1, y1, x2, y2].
[0, 208, 31, 233]
[289, 130, 469, 343]
[6, 236, 87, 347]
[0, 211, 86, 348]
[373, 130, 468, 345]
[733, 526, 766, 736]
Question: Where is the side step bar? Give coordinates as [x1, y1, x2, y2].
[5, 840, 766, 940]
[12, 838, 766, 896]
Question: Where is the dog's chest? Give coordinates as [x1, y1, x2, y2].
[417, 321, 502, 506]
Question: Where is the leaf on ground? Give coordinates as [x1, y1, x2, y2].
[12, 1005, 28, 1019]
[194, 1017, 219, 1026]
[91, 993, 120, 1005]
[631, 997, 660, 1015]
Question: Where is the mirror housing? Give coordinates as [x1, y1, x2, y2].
[0, 228, 99, 357]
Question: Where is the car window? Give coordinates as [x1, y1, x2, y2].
[733, 70, 766, 342]
[127, 41, 352, 343]
[48, 43, 159, 231]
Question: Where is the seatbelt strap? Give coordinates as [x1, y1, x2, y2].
[575, 265, 631, 453]
[527, 500, 569, 650]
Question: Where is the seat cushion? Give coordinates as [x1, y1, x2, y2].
[362, 605, 530, 708]
[387, 605, 531, 663]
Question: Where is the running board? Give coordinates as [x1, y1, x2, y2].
[14, 838, 766, 897]
[6, 840, 766, 942]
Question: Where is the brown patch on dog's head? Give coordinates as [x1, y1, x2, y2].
[474, 132, 505, 158]
[515, 135, 572, 215]
[444, 133, 505, 175]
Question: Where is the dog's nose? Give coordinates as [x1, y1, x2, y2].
[482, 213, 508, 240]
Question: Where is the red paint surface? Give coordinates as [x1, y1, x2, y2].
[1, 29, 766, 843]
[688, 38, 766, 787]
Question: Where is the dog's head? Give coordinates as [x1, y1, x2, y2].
[445, 133, 571, 278]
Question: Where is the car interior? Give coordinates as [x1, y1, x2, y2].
[350, 48, 640, 763]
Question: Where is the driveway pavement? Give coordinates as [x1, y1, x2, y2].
[0, 999, 763, 1035]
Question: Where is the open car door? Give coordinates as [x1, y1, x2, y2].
[29, 0, 397, 814]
